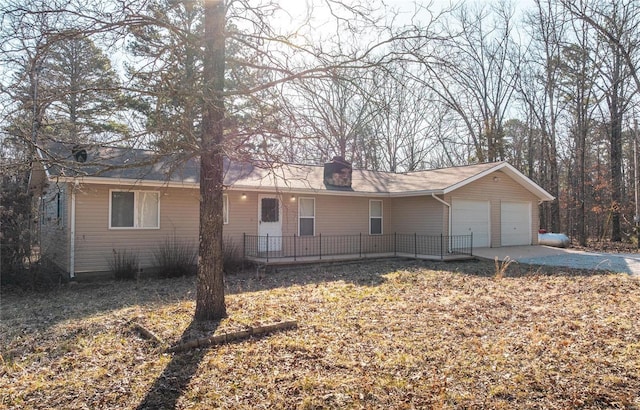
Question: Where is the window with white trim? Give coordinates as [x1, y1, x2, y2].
[369, 200, 383, 235]
[223, 193, 229, 224]
[298, 197, 315, 236]
[110, 190, 159, 229]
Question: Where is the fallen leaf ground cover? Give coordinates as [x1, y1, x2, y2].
[1, 259, 639, 409]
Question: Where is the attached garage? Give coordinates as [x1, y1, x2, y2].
[500, 201, 531, 246]
[34, 145, 557, 277]
[451, 199, 490, 248]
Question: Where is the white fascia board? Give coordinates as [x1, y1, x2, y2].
[228, 184, 392, 197]
[228, 184, 445, 198]
[54, 177, 448, 198]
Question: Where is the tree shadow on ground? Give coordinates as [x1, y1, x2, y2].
[224, 258, 423, 295]
[135, 319, 219, 410]
[224, 257, 611, 296]
[1, 258, 610, 339]
[1, 259, 410, 350]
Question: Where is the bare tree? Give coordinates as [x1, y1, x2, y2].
[518, 0, 567, 232]
[590, 0, 639, 241]
[561, 0, 640, 92]
[2, 0, 447, 320]
[414, 1, 519, 163]
[559, 6, 601, 246]
[283, 68, 379, 167]
[558, 0, 640, 242]
[369, 65, 442, 172]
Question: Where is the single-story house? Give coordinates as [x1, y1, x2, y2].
[29, 143, 554, 278]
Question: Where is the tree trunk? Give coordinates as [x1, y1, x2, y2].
[547, 122, 561, 233]
[195, 0, 227, 321]
[576, 85, 587, 247]
[610, 52, 623, 242]
[610, 110, 622, 242]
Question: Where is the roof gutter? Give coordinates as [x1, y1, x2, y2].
[431, 193, 450, 208]
[52, 176, 449, 198]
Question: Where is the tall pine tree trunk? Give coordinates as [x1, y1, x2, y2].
[195, 0, 227, 321]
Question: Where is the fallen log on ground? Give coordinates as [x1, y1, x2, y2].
[131, 322, 166, 346]
[167, 320, 298, 353]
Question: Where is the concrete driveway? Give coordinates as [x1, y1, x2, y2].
[474, 245, 640, 276]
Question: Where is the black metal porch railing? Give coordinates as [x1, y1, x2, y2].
[243, 233, 473, 262]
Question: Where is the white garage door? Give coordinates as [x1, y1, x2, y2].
[451, 199, 490, 248]
[501, 202, 531, 246]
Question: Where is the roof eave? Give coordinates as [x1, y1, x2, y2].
[442, 162, 555, 201]
[51, 163, 554, 202]
[53, 175, 200, 189]
[57, 176, 446, 198]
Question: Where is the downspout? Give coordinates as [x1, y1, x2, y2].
[69, 183, 76, 279]
[431, 193, 451, 227]
[432, 193, 452, 252]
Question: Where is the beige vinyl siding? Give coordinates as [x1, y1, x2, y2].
[72, 187, 302, 274]
[389, 196, 444, 235]
[309, 195, 391, 236]
[225, 191, 298, 236]
[234, 194, 392, 238]
[280, 196, 298, 237]
[444, 170, 540, 247]
[40, 183, 70, 272]
[240, 194, 391, 237]
[276, 195, 393, 257]
[65, 168, 543, 274]
[73, 184, 200, 273]
[223, 191, 261, 250]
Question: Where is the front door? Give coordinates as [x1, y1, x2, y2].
[258, 195, 282, 252]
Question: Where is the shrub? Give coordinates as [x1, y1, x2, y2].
[223, 237, 244, 273]
[153, 236, 197, 278]
[1, 258, 65, 291]
[1, 177, 32, 283]
[109, 249, 139, 280]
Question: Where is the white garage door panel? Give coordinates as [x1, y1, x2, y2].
[451, 200, 490, 248]
[501, 202, 531, 246]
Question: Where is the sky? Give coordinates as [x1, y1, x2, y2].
[271, 0, 537, 45]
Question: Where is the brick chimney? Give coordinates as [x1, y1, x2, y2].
[323, 156, 352, 188]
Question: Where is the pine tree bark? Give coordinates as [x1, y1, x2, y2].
[195, 0, 227, 321]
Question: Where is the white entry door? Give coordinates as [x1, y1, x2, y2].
[258, 195, 282, 252]
[451, 199, 490, 248]
[501, 202, 531, 246]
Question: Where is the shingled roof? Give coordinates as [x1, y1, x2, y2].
[35, 142, 554, 200]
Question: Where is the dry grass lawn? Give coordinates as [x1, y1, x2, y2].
[1, 259, 639, 409]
